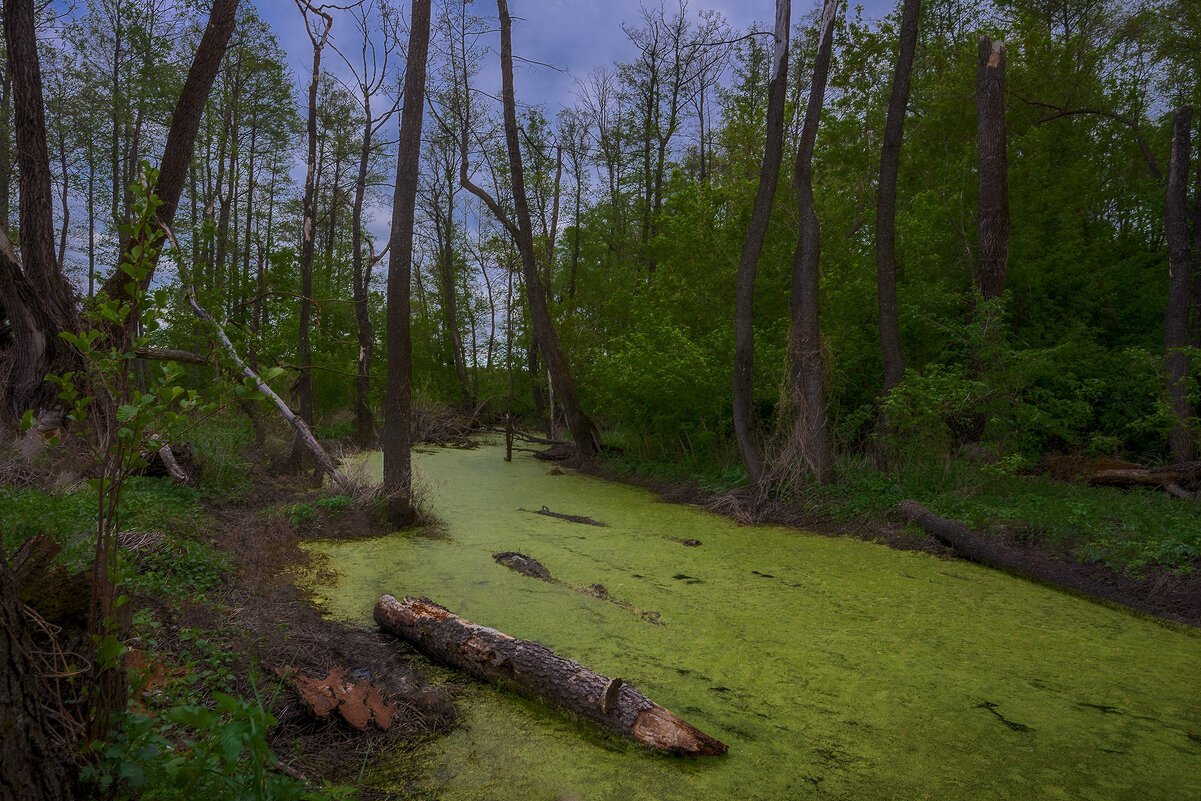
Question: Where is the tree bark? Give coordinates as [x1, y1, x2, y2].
[876, 0, 921, 397]
[352, 90, 377, 448]
[731, 0, 789, 489]
[374, 594, 727, 756]
[0, 549, 74, 801]
[1165, 106, 1195, 462]
[494, 0, 601, 458]
[382, 0, 431, 527]
[0, 0, 81, 438]
[777, 0, 839, 487]
[975, 36, 1008, 303]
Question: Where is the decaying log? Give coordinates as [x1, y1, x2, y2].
[145, 437, 192, 483]
[493, 551, 551, 579]
[894, 500, 1152, 616]
[1089, 461, 1201, 491]
[373, 595, 725, 755]
[134, 347, 210, 365]
[520, 505, 606, 526]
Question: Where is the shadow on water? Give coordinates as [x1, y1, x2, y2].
[307, 444, 1201, 800]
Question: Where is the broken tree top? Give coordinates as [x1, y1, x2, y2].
[373, 594, 727, 756]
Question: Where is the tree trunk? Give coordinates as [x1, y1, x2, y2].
[975, 36, 1008, 303]
[352, 93, 377, 448]
[0, 549, 74, 801]
[1165, 105, 1195, 462]
[0, 0, 81, 438]
[290, 3, 331, 470]
[732, 0, 790, 488]
[96, 0, 240, 314]
[777, 0, 839, 487]
[495, 0, 601, 458]
[374, 595, 727, 756]
[382, 0, 431, 527]
[875, 0, 920, 397]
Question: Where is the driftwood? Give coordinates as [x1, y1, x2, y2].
[373, 595, 725, 755]
[520, 505, 606, 527]
[894, 500, 1154, 616]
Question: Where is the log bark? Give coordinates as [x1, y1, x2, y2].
[1089, 461, 1201, 489]
[373, 595, 726, 756]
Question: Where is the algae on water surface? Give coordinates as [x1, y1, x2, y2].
[307, 445, 1201, 800]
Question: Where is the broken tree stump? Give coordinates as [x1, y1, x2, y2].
[275, 666, 394, 731]
[373, 595, 725, 755]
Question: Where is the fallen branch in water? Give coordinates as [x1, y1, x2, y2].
[519, 505, 606, 527]
[373, 595, 724, 755]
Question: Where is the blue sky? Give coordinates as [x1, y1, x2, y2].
[259, 0, 898, 115]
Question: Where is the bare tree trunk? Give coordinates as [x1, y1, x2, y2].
[352, 95, 377, 448]
[732, 0, 790, 488]
[290, 2, 333, 469]
[975, 36, 1008, 303]
[437, 199, 471, 407]
[1165, 106, 1196, 462]
[0, 67, 10, 233]
[777, 0, 838, 488]
[382, 0, 431, 526]
[495, 0, 600, 458]
[876, 0, 920, 398]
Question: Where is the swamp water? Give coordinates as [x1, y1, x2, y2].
[306, 445, 1200, 800]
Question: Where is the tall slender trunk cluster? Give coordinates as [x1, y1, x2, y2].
[1165, 106, 1196, 462]
[777, 0, 839, 487]
[732, 0, 790, 488]
[382, 0, 432, 526]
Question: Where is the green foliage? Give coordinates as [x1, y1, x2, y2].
[84, 684, 353, 801]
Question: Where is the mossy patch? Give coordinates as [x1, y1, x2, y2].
[307, 445, 1201, 800]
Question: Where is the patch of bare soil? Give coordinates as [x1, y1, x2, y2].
[154, 470, 457, 792]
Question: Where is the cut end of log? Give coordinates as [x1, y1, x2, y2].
[633, 704, 728, 756]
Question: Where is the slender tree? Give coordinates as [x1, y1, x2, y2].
[776, 0, 839, 487]
[732, 0, 790, 488]
[1165, 105, 1196, 462]
[459, 0, 602, 458]
[382, 0, 431, 526]
[290, 0, 335, 468]
[876, 0, 921, 403]
[975, 35, 1008, 303]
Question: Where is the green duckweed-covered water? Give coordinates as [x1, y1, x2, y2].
[306, 445, 1201, 800]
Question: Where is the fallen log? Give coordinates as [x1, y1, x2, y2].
[1089, 461, 1201, 491]
[893, 500, 1161, 619]
[373, 595, 725, 755]
[520, 505, 606, 527]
